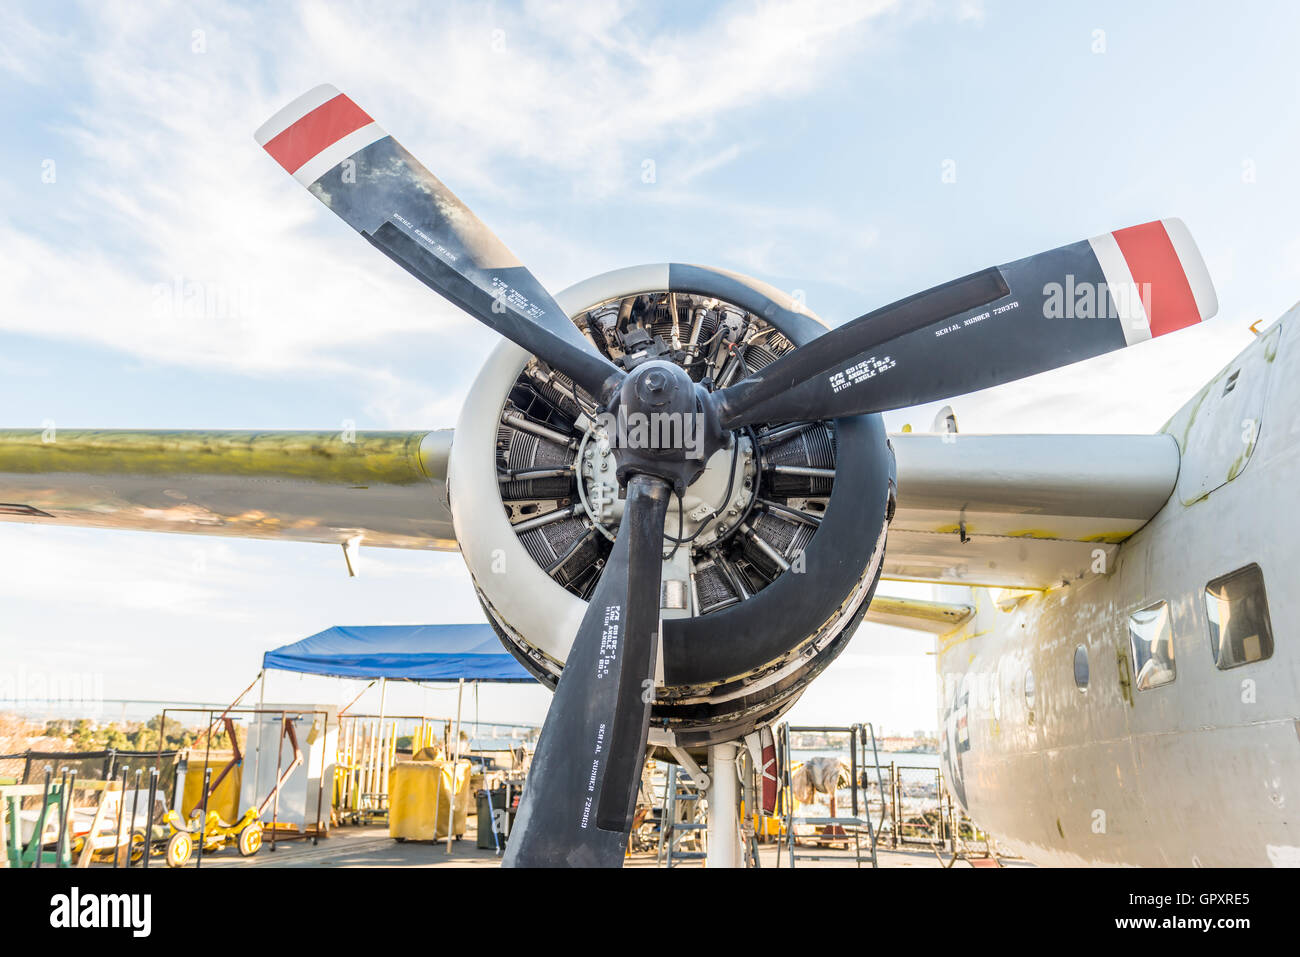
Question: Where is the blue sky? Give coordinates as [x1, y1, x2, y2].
[1, 0, 1297, 733]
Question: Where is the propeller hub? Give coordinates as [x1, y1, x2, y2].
[627, 360, 686, 411]
[610, 361, 727, 493]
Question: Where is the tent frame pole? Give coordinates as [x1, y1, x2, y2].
[447, 678, 464, 854]
[375, 679, 387, 816]
[252, 670, 267, 815]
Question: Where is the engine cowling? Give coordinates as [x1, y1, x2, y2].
[448, 264, 895, 749]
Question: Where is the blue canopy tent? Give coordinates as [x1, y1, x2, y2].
[260, 625, 533, 835]
[262, 624, 532, 683]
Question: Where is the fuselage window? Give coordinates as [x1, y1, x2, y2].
[1205, 564, 1274, 669]
[1128, 601, 1175, 691]
[1073, 644, 1089, 691]
[1024, 667, 1036, 710]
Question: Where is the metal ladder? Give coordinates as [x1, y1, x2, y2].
[655, 764, 707, 867]
[778, 723, 878, 868]
[861, 721, 889, 840]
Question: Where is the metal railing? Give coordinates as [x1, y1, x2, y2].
[777, 723, 878, 868]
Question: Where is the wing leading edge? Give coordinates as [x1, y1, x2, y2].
[883, 432, 1179, 590]
[0, 429, 456, 550]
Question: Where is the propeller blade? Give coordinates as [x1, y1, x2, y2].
[714, 219, 1217, 427]
[255, 84, 622, 401]
[503, 474, 672, 867]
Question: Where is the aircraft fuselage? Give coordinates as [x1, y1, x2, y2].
[937, 311, 1300, 866]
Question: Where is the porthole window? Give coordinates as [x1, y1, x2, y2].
[1024, 668, 1036, 710]
[1205, 564, 1274, 669]
[1128, 601, 1176, 690]
[1073, 645, 1089, 691]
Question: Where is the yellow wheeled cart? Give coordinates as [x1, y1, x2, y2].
[160, 806, 263, 867]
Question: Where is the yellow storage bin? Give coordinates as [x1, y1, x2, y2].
[181, 754, 242, 824]
[741, 800, 784, 838]
[389, 759, 472, 841]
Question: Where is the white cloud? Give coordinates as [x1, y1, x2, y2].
[0, 521, 495, 707]
[787, 651, 936, 733]
[676, 143, 747, 186]
[293, 0, 900, 186]
[0, 0, 911, 426]
[0, 6, 64, 83]
[0, 525, 274, 617]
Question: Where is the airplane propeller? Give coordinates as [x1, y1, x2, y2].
[501, 472, 671, 866]
[254, 85, 622, 404]
[712, 219, 1216, 428]
[258, 84, 1218, 867]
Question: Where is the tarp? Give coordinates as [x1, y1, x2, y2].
[262, 624, 532, 683]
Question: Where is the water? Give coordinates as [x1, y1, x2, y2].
[791, 747, 940, 772]
[787, 747, 945, 837]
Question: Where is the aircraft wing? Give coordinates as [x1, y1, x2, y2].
[0, 429, 456, 550]
[883, 432, 1179, 590]
[0, 427, 1178, 584]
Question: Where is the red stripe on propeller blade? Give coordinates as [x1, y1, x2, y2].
[262, 94, 373, 174]
[1113, 220, 1201, 337]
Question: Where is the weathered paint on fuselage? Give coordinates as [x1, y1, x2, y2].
[937, 308, 1300, 867]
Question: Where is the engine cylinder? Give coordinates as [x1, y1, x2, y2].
[448, 264, 893, 748]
